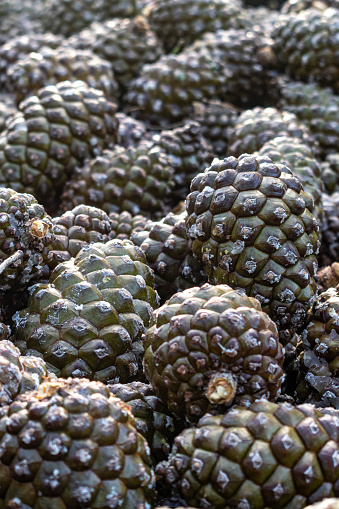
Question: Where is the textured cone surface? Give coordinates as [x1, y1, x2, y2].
[0, 33, 66, 92]
[60, 142, 174, 218]
[150, 122, 213, 202]
[146, 0, 247, 52]
[185, 154, 320, 335]
[7, 46, 119, 104]
[320, 153, 339, 194]
[68, 16, 163, 90]
[158, 401, 339, 508]
[272, 9, 339, 92]
[0, 80, 118, 208]
[278, 80, 339, 158]
[40, 0, 145, 37]
[13, 239, 159, 383]
[318, 193, 339, 267]
[108, 381, 181, 463]
[0, 339, 48, 406]
[192, 100, 240, 157]
[282, 0, 339, 12]
[0, 10, 44, 48]
[131, 211, 207, 301]
[305, 499, 339, 509]
[187, 29, 277, 107]
[247, 6, 280, 37]
[257, 136, 324, 222]
[144, 283, 284, 423]
[0, 377, 155, 508]
[116, 113, 148, 149]
[228, 107, 317, 157]
[0, 94, 16, 134]
[296, 286, 339, 406]
[0, 187, 54, 293]
[109, 211, 148, 240]
[45, 205, 114, 270]
[125, 50, 225, 125]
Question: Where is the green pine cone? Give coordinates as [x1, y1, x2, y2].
[39, 0, 146, 37]
[192, 100, 240, 157]
[185, 154, 320, 337]
[60, 142, 174, 218]
[45, 205, 114, 270]
[144, 283, 284, 423]
[108, 381, 182, 463]
[7, 46, 119, 104]
[278, 79, 339, 158]
[0, 338, 48, 406]
[0, 80, 118, 209]
[318, 192, 339, 267]
[116, 113, 148, 149]
[187, 29, 276, 107]
[257, 136, 324, 222]
[228, 107, 317, 157]
[150, 122, 213, 202]
[0, 32, 66, 91]
[158, 400, 339, 508]
[145, 0, 248, 52]
[13, 239, 160, 383]
[272, 8, 339, 92]
[109, 211, 148, 240]
[305, 500, 339, 509]
[0, 377, 155, 508]
[131, 211, 207, 302]
[125, 51, 225, 125]
[295, 286, 339, 406]
[68, 16, 163, 91]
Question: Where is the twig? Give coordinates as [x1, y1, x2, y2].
[0, 250, 24, 276]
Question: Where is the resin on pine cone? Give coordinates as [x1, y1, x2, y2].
[185, 154, 320, 337]
[157, 400, 339, 508]
[144, 283, 284, 423]
[13, 239, 159, 383]
[0, 187, 54, 293]
[0, 377, 155, 508]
